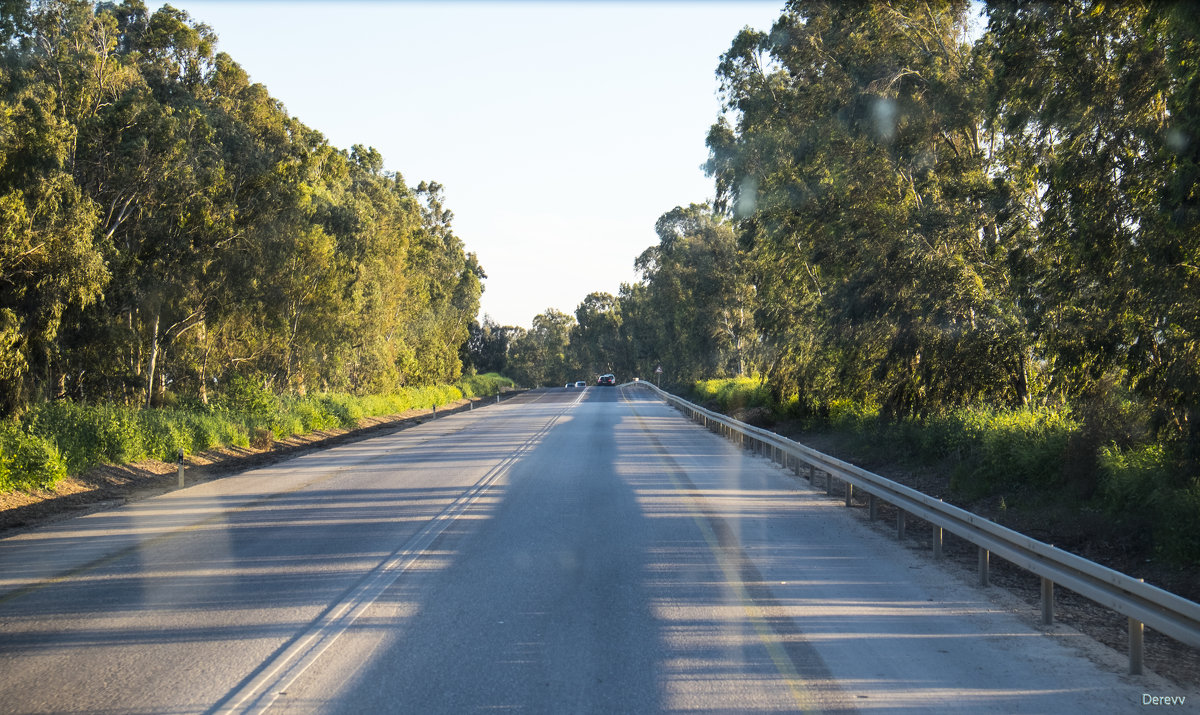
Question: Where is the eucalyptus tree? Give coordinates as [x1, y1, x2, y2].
[569, 292, 623, 379]
[615, 281, 660, 382]
[633, 204, 754, 384]
[507, 309, 575, 387]
[0, 0, 111, 411]
[0, 0, 487, 414]
[709, 0, 1025, 417]
[988, 1, 1200, 455]
[392, 181, 483, 386]
[465, 315, 520, 376]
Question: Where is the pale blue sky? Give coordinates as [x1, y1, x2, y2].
[164, 1, 784, 328]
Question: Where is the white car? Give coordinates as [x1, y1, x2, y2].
[575, 381, 586, 387]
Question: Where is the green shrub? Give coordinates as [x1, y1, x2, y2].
[220, 374, 277, 419]
[280, 397, 340, 433]
[1099, 443, 1200, 562]
[826, 398, 880, 434]
[1158, 483, 1200, 562]
[1098, 443, 1170, 512]
[693, 377, 772, 413]
[457, 372, 514, 398]
[940, 406, 1077, 498]
[1, 376, 515, 495]
[138, 410, 189, 462]
[0, 421, 67, 492]
[21, 401, 146, 473]
[316, 394, 364, 428]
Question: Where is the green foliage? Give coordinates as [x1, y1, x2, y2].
[456, 373, 514, 398]
[824, 399, 881, 434]
[0, 420, 67, 492]
[23, 401, 141, 474]
[0, 1, 484, 415]
[1, 373, 512, 493]
[632, 206, 755, 384]
[939, 407, 1079, 499]
[220, 375, 278, 420]
[1099, 444, 1173, 513]
[1099, 444, 1200, 562]
[693, 377, 772, 413]
[507, 309, 575, 387]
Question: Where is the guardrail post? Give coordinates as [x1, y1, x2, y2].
[825, 472, 833, 496]
[176, 448, 185, 488]
[897, 510, 906, 540]
[978, 548, 990, 586]
[869, 494, 878, 520]
[845, 482, 853, 507]
[933, 525, 943, 558]
[1129, 616, 1144, 675]
[1041, 578, 1055, 625]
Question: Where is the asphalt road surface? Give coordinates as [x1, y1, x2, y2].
[0, 386, 1190, 713]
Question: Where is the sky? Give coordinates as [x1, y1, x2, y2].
[162, 0, 785, 328]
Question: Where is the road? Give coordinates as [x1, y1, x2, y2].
[0, 386, 1187, 713]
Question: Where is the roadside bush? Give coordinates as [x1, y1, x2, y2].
[23, 401, 144, 473]
[1098, 443, 1171, 512]
[138, 409, 190, 462]
[942, 406, 1078, 498]
[457, 372, 514, 398]
[826, 398, 880, 434]
[220, 374, 277, 419]
[279, 397, 341, 433]
[0, 421, 67, 492]
[316, 394, 365, 428]
[1098, 443, 1200, 562]
[0, 375, 517, 495]
[693, 377, 772, 414]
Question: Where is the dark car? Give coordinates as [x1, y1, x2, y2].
[597, 374, 616, 386]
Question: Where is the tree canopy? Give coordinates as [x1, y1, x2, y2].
[0, 0, 483, 414]
[506, 0, 1200, 476]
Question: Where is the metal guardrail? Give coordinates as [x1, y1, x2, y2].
[629, 380, 1200, 675]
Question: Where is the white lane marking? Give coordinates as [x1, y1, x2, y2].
[214, 403, 572, 715]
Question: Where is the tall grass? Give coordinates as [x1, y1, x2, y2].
[0, 373, 515, 494]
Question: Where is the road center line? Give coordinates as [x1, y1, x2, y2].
[211, 398, 577, 715]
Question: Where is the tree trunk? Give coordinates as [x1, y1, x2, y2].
[146, 312, 160, 408]
[197, 321, 209, 405]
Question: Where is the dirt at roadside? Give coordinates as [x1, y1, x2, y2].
[0, 396, 496, 535]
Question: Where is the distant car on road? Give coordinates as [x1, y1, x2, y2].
[565, 383, 572, 388]
[597, 374, 616, 386]
[575, 381, 586, 387]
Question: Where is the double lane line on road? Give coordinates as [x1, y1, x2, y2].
[213, 390, 586, 714]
